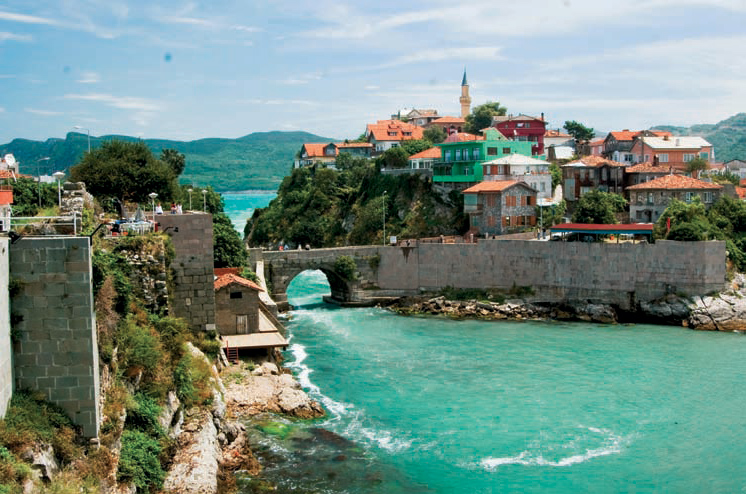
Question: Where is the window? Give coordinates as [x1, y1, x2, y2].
[540, 182, 546, 192]
[445, 150, 451, 161]
[503, 147, 511, 154]
[487, 147, 498, 156]
[624, 153, 634, 162]
[683, 153, 695, 162]
[230, 291, 243, 299]
[704, 191, 713, 203]
[647, 192, 653, 205]
[700, 152, 710, 160]
[516, 123, 525, 128]
[391, 143, 398, 148]
[472, 148, 480, 160]
[403, 131, 412, 136]
[685, 192, 694, 203]
[657, 154, 669, 163]
[388, 131, 397, 136]
[455, 149, 461, 160]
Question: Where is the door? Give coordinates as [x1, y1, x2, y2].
[236, 315, 249, 334]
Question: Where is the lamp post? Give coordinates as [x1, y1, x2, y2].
[187, 188, 193, 211]
[148, 192, 158, 220]
[73, 126, 91, 153]
[382, 190, 387, 245]
[37, 157, 50, 207]
[53, 171, 65, 208]
[202, 189, 207, 212]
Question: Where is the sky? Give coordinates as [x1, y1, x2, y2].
[0, 0, 745, 144]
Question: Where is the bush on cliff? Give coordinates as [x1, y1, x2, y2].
[117, 430, 165, 493]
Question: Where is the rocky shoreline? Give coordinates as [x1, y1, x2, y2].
[387, 279, 746, 332]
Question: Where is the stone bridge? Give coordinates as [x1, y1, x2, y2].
[259, 246, 391, 310]
[257, 240, 727, 312]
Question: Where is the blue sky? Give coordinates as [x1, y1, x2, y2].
[0, 0, 745, 143]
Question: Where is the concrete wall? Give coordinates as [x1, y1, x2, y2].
[376, 240, 726, 309]
[0, 238, 10, 418]
[9, 237, 100, 437]
[157, 213, 216, 332]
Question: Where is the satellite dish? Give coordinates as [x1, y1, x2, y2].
[4, 154, 16, 167]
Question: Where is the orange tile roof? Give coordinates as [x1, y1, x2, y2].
[589, 138, 605, 146]
[545, 129, 572, 138]
[626, 162, 677, 174]
[367, 120, 425, 142]
[740, 178, 746, 187]
[431, 116, 465, 124]
[563, 155, 625, 168]
[626, 174, 723, 191]
[408, 147, 441, 160]
[0, 170, 15, 180]
[736, 186, 746, 200]
[301, 143, 336, 158]
[462, 180, 532, 193]
[214, 267, 240, 277]
[443, 132, 483, 142]
[609, 130, 673, 141]
[214, 273, 264, 292]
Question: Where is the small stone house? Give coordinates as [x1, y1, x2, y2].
[462, 180, 537, 235]
[214, 273, 264, 335]
[626, 174, 723, 223]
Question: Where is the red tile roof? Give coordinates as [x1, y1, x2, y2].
[0, 170, 15, 180]
[301, 143, 336, 158]
[608, 130, 672, 141]
[367, 120, 424, 142]
[443, 132, 483, 142]
[337, 142, 373, 148]
[563, 156, 625, 168]
[214, 267, 240, 277]
[626, 162, 677, 174]
[736, 186, 746, 200]
[740, 178, 746, 187]
[431, 116, 465, 124]
[626, 174, 723, 190]
[408, 147, 441, 160]
[462, 180, 532, 193]
[214, 273, 264, 292]
[545, 129, 572, 138]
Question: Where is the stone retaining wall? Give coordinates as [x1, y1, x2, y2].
[0, 238, 10, 418]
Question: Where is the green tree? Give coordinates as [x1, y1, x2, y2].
[464, 102, 508, 134]
[9, 177, 57, 216]
[423, 126, 447, 144]
[213, 212, 247, 268]
[400, 139, 434, 156]
[571, 190, 626, 224]
[70, 140, 177, 206]
[549, 162, 562, 191]
[686, 156, 709, 178]
[160, 149, 186, 176]
[564, 120, 595, 143]
[379, 147, 409, 169]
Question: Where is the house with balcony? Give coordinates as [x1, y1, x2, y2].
[482, 154, 553, 200]
[624, 161, 679, 189]
[406, 147, 440, 173]
[366, 120, 425, 154]
[335, 141, 373, 158]
[626, 175, 723, 223]
[630, 135, 714, 172]
[462, 181, 537, 235]
[294, 142, 339, 168]
[603, 130, 672, 164]
[562, 156, 625, 202]
[492, 114, 547, 156]
[432, 128, 533, 189]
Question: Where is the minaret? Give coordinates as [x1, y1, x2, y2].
[460, 69, 471, 118]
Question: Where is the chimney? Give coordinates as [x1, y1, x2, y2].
[541, 112, 545, 121]
[675, 138, 680, 146]
[623, 129, 629, 132]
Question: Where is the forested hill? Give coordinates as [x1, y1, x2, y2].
[0, 130, 334, 191]
[653, 113, 746, 162]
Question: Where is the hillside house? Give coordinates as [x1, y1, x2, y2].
[630, 136, 713, 170]
[725, 159, 746, 179]
[403, 109, 440, 127]
[562, 156, 625, 202]
[366, 120, 425, 154]
[294, 142, 339, 168]
[544, 129, 574, 148]
[215, 273, 264, 335]
[588, 138, 605, 156]
[406, 146, 440, 173]
[603, 130, 672, 164]
[482, 154, 553, 200]
[336, 141, 373, 158]
[626, 175, 723, 223]
[429, 116, 465, 135]
[433, 128, 533, 189]
[492, 114, 547, 156]
[624, 161, 679, 189]
[462, 181, 537, 235]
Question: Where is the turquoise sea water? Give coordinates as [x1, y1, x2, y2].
[221, 190, 276, 233]
[224, 194, 746, 493]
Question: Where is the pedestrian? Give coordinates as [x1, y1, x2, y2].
[170, 203, 176, 214]
[155, 203, 163, 215]
[176, 203, 183, 214]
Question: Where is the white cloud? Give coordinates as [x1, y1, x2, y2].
[364, 85, 379, 90]
[0, 10, 59, 26]
[25, 108, 63, 116]
[64, 93, 161, 112]
[279, 72, 323, 85]
[0, 31, 32, 42]
[77, 71, 101, 84]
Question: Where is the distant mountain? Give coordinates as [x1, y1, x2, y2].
[653, 113, 746, 162]
[0, 130, 335, 191]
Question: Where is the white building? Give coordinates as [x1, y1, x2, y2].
[481, 153, 553, 200]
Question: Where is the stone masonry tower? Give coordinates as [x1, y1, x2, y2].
[460, 70, 472, 118]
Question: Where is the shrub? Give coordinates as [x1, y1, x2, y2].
[116, 316, 162, 376]
[125, 394, 164, 438]
[334, 255, 357, 281]
[174, 352, 214, 408]
[116, 430, 165, 493]
[0, 445, 31, 487]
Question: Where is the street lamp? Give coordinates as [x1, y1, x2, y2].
[202, 189, 207, 212]
[148, 192, 158, 220]
[187, 188, 193, 211]
[73, 126, 91, 153]
[37, 157, 50, 207]
[382, 190, 387, 245]
[53, 171, 65, 208]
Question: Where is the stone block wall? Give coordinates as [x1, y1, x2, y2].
[156, 213, 216, 331]
[0, 238, 10, 418]
[9, 237, 100, 437]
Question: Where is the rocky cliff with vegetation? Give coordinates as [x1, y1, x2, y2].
[245, 160, 468, 248]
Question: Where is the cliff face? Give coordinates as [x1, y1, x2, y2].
[246, 165, 467, 248]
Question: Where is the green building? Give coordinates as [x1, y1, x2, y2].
[433, 128, 534, 188]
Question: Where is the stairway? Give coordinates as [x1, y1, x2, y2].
[226, 345, 239, 364]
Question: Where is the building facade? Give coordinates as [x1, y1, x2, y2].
[366, 120, 425, 154]
[462, 181, 537, 235]
[630, 136, 713, 170]
[481, 154, 553, 200]
[214, 273, 263, 335]
[626, 174, 723, 223]
[562, 156, 625, 202]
